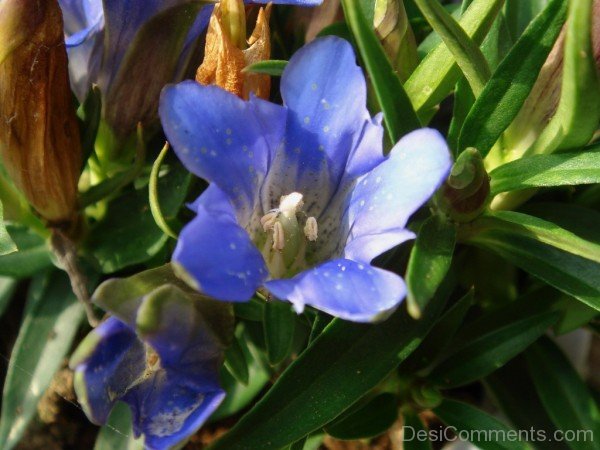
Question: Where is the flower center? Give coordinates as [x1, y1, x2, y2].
[260, 192, 318, 278]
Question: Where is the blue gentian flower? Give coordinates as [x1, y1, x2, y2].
[159, 37, 452, 322]
[70, 268, 232, 450]
[58, 0, 323, 136]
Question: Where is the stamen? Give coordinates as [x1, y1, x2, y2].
[261, 210, 278, 231]
[304, 216, 318, 241]
[272, 221, 285, 250]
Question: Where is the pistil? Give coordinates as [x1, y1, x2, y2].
[260, 192, 319, 278]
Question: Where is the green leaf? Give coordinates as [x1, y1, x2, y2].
[460, 211, 600, 310]
[486, 357, 570, 450]
[0, 271, 85, 450]
[406, 215, 456, 318]
[224, 335, 250, 385]
[0, 226, 52, 278]
[458, 0, 567, 156]
[434, 400, 530, 450]
[341, 0, 421, 143]
[526, 338, 600, 450]
[413, 0, 491, 96]
[208, 291, 448, 449]
[428, 310, 559, 388]
[264, 301, 296, 366]
[402, 411, 432, 450]
[401, 289, 473, 373]
[0, 276, 16, 319]
[243, 60, 288, 76]
[0, 202, 16, 256]
[86, 159, 190, 273]
[405, 0, 504, 120]
[521, 201, 600, 246]
[527, 0, 600, 156]
[324, 393, 398, 440]
[211, 326, 271, 422]
[77, 85, 102, 164]
[94, 402, 143, 450]
[504, 0, 549, 41]
[490, 148, 600, 195]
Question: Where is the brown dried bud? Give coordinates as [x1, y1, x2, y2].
[196, 0, 272, 100]
[0, 0, 81, 227]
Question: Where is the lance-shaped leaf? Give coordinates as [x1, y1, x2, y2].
[0, 201, 16, 256]
[0, 225, 52, 278]
[526, 338, 600, 450]
[526, 0, 600, 156]
[406, 215, 456, 318]
[0, 271, 85, 450]
[208, 289, 448, 450]
[458, 0, 568, 156]
[404, 0, 504, 120]
[489, 147, 600, 195]
[459, 211, 600, 311]
[434, 400, 530, 450]
[341, 0, 421, 143]
[413, 0, 491, 97]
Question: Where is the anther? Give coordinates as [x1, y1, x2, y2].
[304, 217, 318, 241]
[261, 210, 278, 231]
[272, 222, 285, 250]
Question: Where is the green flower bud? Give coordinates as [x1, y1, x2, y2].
[435, 148, 490, 223]
[374, 0, 418, 81]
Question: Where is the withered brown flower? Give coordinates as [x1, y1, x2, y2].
[0, 0, 81, 228]
[196, 0, 272, 100]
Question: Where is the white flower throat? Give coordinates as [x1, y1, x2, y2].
[260, 192, 318, 278]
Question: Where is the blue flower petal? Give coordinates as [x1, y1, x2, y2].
[160, 82, 287, 215]
[126, 290, 226, 450]
[72, 317, 146, 424]
[250, 0, 322, 4]
[266, 259, 406, 322]
[262, 37, 382, 217]
[73, 287, 228, 450]
[344, 128, 452, 261]
[344, 228, 416, 263]
[58, 0, 104, 100]
[173, 186, 268, 302]
[124, 375, 224, 450]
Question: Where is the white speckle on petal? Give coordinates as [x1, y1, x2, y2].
[147, 394, 205, 437]
[229, 242, 237, 250]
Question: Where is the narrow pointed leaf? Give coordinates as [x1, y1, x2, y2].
[324, 393, 398, 440]
[225, 336, 250, 385]
[405, 0, 504, 120]
[208, 292, 447, 450]
[458, 0, 568, 156]
[244, 60, 288, 76]
[527, 0, 600, 156]
[94, 402, 144, 450]
[434, 400, 530, 450]
[413, 0, 491, 96]
[490, 148, 600, 195]
[0, 271, 85, 450]
[264, 301, 296, 366]
[460, 211, 600, 311]
[0, 226, 52, 278]
[526, 338, 600, 450]
[406, 215, 456, 318]
[341, 0, 421, 143]
[428, 310, 559, 387]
